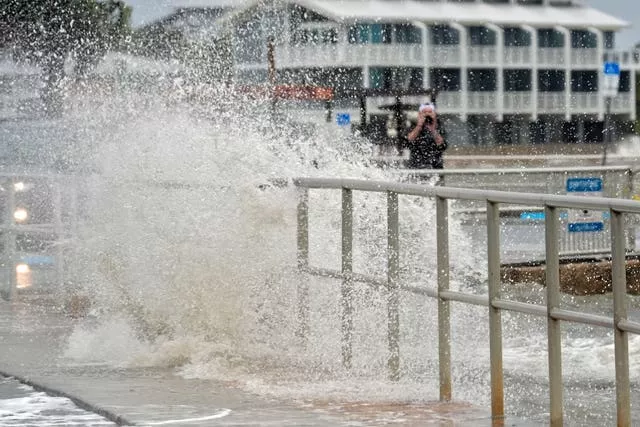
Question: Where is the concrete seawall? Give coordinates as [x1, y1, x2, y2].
[502, 257, 640, 295]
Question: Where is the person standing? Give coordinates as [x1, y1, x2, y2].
[405, 103, 447, 170]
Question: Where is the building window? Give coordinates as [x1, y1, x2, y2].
[538, 70, 565, 91]
[571, 30, 597, 49]
[292, 28, 338, 45]
[468, 26, 496, 46]
[370, 67, 423, 90]
[348, 24, 370, 44]
[394, 24, 421, 44]
[468, 69, 497, 91]
[504, 27, 531, 47]
[504, 69, 532, 91]
[430, 25, 459, 45]
[430, 68, 461, 91]
[571, 70, 598, 92]
[538, 29, 565, 48]
[604, 31, 615, 49]
[371, 24, 392, 44]
[619, 70, 631, 92]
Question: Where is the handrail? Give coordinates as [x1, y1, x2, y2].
[293, 177, 638, 426]
[292, 177, 640, 212]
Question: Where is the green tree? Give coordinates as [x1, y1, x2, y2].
[0, 0, 131, 114]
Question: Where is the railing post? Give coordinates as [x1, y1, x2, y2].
[436, 195, 452, 401]
[3, 178, 17, 301]
[487, 201, 504, 421]
[341, 188, 354, 370]
[387, 191, 400, 381]
[296, 187, 310, 343]
[624, 169, 635, 252]
[611, 208, 631, 426]
[52, 178, 64, 290]
[545, 205, 563, 427]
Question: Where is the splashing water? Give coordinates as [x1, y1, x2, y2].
[55, 84, 489, 407]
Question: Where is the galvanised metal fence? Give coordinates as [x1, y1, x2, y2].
[397, 165, 638, 257]
[294, 177, 640, 426]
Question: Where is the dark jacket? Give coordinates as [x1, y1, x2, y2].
[405, 119, 447, 169]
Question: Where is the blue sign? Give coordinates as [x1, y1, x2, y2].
[20, 255, 55, 266]
[604, 62, 620, 76]
[566, 177, 602, 193]
[336, 113, 351, 126]
[566, 177, 604, 233]
[568, 222, 604, 233]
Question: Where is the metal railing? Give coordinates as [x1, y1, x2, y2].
[395, 165, 637, 258]
[0, 173, 77, 300]
[293, 177, 640, 426]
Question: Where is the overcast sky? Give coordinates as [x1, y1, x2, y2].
[123, 0, 639, 49]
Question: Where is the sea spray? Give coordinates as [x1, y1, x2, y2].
[58, 85, 488, 405]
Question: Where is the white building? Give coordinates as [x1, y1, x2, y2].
[186, 0, 638, 145]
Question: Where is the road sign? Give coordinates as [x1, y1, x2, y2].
[602, 61, 620, 97]
[566, 177, 604, 232]
[336, 113, 351, 126]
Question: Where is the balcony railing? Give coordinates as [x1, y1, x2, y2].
[537, 48, 566, 67]
[430, 45, 462, 67]
[468, 92, 498, 112]
[436, 91, 462, 111]
[537, 92, 567, 113]
[504, 92, 533, 112]
[468, 46, 498, 66]
[265, 42, 638, 71]
[571, 49, 600, 68]
[432, 91, 631, 116]
[570, 92, 600, 112]
[611, 93, 632, 114]
[504, 47, 531, 67]
[274, 43, 424, 68]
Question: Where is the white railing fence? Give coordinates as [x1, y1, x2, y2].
[294, 177, 640, 426]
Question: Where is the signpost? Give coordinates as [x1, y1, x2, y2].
[601, 61, 620, 165]
[336, 113, 351, 127]
[566, 177, 604, 232]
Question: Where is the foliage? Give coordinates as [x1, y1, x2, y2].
[0, 0, 131, 111]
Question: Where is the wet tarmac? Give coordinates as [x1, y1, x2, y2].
[0, 296, 534, 426]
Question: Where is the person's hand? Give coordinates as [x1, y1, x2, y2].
[424, 109, 437, 131]
[417, 110, 427, 126]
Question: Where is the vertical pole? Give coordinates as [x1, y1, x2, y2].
[436, 195, 452, 401]
[52, 178, 64, 290]
[545, 205, 563, 427]
[296, 187, 310, 343]
[602, 96, 612, 166]
[341, 188, 354, 370]
[3, 178, 16, 301]
[611, 209, 631, 426]
[394, 96, 404, 155]
[387, 191, 400, 381]
[267, 36, 277, 123]
[325, 100, 333, 123]
[487, 201, 504, 421]
[624, 169, 635, 251]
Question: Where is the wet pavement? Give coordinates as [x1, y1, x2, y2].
[0, 294, 540, 426]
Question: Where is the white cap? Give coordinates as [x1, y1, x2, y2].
[419, 103, 435, 112]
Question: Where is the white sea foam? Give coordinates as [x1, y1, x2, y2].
[0, 377, 114, 426]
